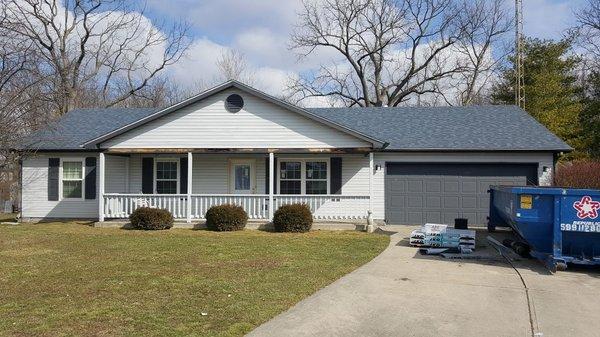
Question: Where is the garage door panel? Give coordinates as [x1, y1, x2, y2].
[461, 179, 477, 193]
[425, 212, 442, 223]
[461, 196, 478, 209]
[407, 212, 424, 224]
[390, 179, 406, 193]
[442, 212, 460, 224]
[407, 180, 423, 192]
[385, 163, 538, 225]
[407, 196, 423, 207]
[390, 195, 405, 208]
[426, 180, 441, 192]
[425, 196, 441, 208]
[444, 180, 459, 193]
[443, 196, 460, 208]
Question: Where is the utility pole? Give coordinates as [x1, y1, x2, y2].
[515, 0, 525, 109]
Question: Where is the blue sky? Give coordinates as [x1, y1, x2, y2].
[141, 0, 587, 95]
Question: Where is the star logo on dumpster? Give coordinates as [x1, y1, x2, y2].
[573, 196, 600, 220]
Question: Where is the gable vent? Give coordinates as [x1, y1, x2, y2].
[225, 94, 244, 113]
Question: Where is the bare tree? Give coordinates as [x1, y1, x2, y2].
[215, 49, 256, 85]
[0, 22, 48, 153]
[574, 0, 600, 62]
[0, 23, 50, 209]
[449, 0, 512, 105]
[289, 0, 511, 107]
[0, 0, 190, 116]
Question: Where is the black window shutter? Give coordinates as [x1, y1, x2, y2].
[265, 157, 278, 194]
[265, 157, 269, 194]
[142, 157, 154, 194]
[85, 157, 97, 200]
[330, 157, 342, 194]
[48, 158, 60, 201]
[180, 157, 188, 194]
[273, 157, 277, 194]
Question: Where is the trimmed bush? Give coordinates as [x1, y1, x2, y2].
[554, 161, 600, 189]
[129, 207, 174, 230]
[273, 203, 313, 233]
[205, 204, 248, 231]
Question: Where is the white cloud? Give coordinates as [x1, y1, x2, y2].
[165, 37, 295, 97]
[253, 67, 295, 95]
[168, 38, 228, 88]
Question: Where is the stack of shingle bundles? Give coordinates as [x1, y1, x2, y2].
[410, 224, 475, 251]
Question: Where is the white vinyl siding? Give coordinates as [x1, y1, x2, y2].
[21, 153, 99, 219]
[21, 151, 554, 222]
[105, 155, 127, 193]
[101, 89, 371, 149]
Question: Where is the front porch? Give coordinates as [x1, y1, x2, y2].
[98, 151, 374, 222]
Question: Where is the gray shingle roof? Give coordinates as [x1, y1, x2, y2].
[307, 105, 572, 151]
[23, 108, 157, 150]
[23, 104, 572, 152]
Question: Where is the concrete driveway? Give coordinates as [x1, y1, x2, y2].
[247, 226, 600, 337]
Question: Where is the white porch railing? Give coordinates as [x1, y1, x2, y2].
[103, 194, 188, 219]
[102, 194, 370, 220]
[274, 195, 370, 220]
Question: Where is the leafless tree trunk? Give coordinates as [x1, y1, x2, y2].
[0, 0, 190, 116]
[449, 0, 511, 105]
[289, 0, 511, 107]
[574, 0, 600, 62]
[0, 19, 50, 210]
[215, 49, 256, 85]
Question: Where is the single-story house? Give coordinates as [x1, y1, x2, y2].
[19, 80, 571, 225]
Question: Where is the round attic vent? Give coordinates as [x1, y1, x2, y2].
[225, 94, 244, 113]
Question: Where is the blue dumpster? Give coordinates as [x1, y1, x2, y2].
[489, 186, 600, 272]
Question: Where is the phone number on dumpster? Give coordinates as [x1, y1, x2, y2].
[561, 222, 600, 233]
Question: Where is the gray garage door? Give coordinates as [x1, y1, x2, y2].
[385, 163, 538, 225]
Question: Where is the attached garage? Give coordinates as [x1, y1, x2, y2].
[313, 106, 572, 224]
[384, 163, 539, 225]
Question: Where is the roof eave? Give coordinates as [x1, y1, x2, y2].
[377, 147, 573, 153]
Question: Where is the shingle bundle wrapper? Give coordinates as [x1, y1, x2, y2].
[410, 224, 475, 250]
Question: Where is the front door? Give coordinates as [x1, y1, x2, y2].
[230, 160, 255, 194]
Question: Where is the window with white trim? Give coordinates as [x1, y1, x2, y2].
[155, 159, 179, 194]
[279, 161, 301, 194]
[305, 161, 327, 194]
[279, 160, 329, 195]
[62, 160, 83, 199]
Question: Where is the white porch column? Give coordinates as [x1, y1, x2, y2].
[268, 152, 274, 221]
[369, 152, 374, 213]
[98, 152, 105, 222]
[187, 152, 193, 223]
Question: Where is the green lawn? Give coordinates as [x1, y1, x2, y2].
[0, 223, 388, 337]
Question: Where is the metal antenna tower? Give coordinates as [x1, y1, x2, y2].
[515, 0, 525, 109]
